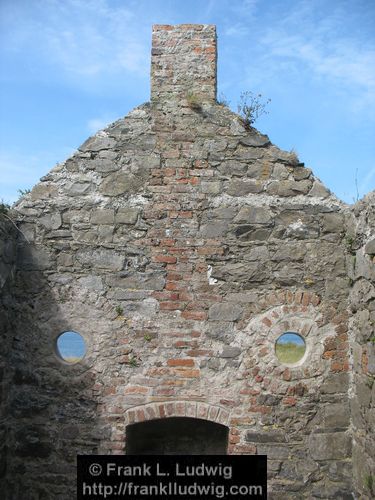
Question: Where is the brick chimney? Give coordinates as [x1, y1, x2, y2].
[151, 24, 217, 105]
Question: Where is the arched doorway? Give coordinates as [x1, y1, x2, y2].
[126, 417, 228, 455]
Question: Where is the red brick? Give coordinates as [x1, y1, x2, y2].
[197, 247, 224, 255]
[160, 301, 185, 310]
[147, 367, 171, 376]
[153, 387, 175, 396]
[239, 388, 260, 395]
[164, 168, 176, 176]
[220, 399, 239, 407]
[160, 238, 176, 246]
[193, 160, 208, 168]
[186, 349, 212, 357]
[181, 311, 207, 320]
[124, 386, 149, 395]
[283, 396, 297, 406]
[189, 176, 200, 185]
[262, 317, 272, 327]
[136, 409, 146, 422]
[152, 291, 180, 301]
[331, 360, 349, 372]
[173, 368, 200, 378]
[174, 340, 194, 348]
[167, 358, 194, 367]
[248, 405, 271, 414]
[165, 282, 180, 292]
[163, 379, 186, 386]
[229, 434, 240, 444]
[166, 273, 183, 281]
[300, 292, 308, 306]
[185, 301, 206, 311]
[179, 210, 193, 218]
[103, 386, 117, 396]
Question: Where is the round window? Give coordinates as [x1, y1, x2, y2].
[275, 332, 306, 365]
[56, 331, 86, 364]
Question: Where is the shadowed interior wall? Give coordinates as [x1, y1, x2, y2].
[126, 417, 228, 455]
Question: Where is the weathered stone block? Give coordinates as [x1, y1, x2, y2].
[227, 179, 263, 196]
[105, 272, 165, 291]
[208, 303, 243, 321]
[115, 208, 140, 225]
[218, 160, 247, 176]
[200, 181, 221, 194]
[321, 373, 349, 394]
[100, 171, 146, 196]
[219, 346, 241, 358]
[65, 182, 91, 196]
[39, 213, 62, 230]
[365, 238, 375, 255]
[78, 275, 104, 291]
[308, 432, 351, 460]
[246, 431, 286, 443]
[76, 248, 125, 271]
[267, 180, 312, 196]
[234, 206, 272, 224]
[292, 166, 312, 180]
[323, 403, 350, 429]
[79, 133, 116, 152]
[30, 183, 58, 200]
[90, 209, 115, 225]
[199, 221, 228, 238]
[239, 132, 270, 147]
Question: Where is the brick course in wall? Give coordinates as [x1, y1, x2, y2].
[0, 24, 373, 499]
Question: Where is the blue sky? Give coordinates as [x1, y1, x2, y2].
[1, 0, 374, 204]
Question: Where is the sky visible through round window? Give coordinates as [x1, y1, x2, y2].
[275, 332, 306, 365]
[56, 331, 86, 363]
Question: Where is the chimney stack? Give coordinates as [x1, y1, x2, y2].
[151, 24, 217, 105]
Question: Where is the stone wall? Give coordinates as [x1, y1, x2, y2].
[0, 216, 17, 487]
[350, 192, 375, 499]
[1, 23, 370, 500]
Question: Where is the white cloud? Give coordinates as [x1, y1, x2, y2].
[257, 3, 375, 111]
[1, 0, 150, 82]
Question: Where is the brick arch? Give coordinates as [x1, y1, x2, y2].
[124, 401, 230, 427]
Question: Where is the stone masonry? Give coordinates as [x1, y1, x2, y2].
[349, 192, 375, 498]
[0, 24, 374, 499]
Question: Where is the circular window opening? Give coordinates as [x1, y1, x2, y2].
[56, 331, 86, 364]
[275, 332, 306, 365]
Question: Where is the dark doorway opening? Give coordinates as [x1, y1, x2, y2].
[126, 417, 228, 455]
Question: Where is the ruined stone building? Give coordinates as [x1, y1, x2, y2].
[0, 24, 374, 499]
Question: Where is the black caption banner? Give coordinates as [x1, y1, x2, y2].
[77, 455, 267, 499]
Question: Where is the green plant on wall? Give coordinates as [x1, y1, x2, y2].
[237, 91, 271, 128]
[115, 305, 124, 317]
[17, 188, 31, 197]
[0, 201, 10, 215]
[128, 356, 139, 367]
